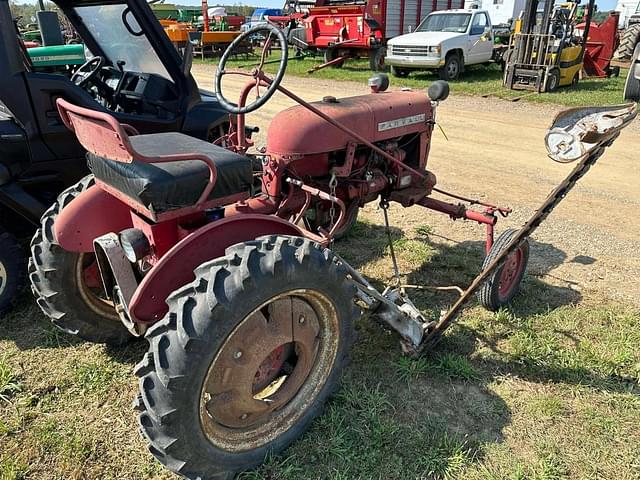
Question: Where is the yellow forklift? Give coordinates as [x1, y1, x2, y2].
[504, 0, 596, 92]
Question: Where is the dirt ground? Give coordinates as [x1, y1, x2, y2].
[194, 64, 640, 306]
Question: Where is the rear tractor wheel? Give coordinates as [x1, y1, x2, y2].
[29, 175, 133, 345]
[135, 235, 359, 479]
[477, 228, 529, 311]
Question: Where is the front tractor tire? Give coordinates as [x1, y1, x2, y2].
[29, 175, 132, 345]
[135, 235, 359, 479]
[477, 228, 530, 311]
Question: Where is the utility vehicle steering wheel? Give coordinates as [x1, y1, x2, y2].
[71, 56, 105, 87]
[215, 25, 288, 114]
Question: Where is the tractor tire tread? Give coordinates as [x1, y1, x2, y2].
[136, 235, 359, 480]
[615, 24, 640, 61]
[29, 174, 131, 345]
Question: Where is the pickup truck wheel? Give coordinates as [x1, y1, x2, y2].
[0, 226, 25, 315]
[391, 66, 409, 77]
[438, 54, 461, 81]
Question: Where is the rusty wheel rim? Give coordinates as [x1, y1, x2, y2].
[200, 289, 340, 452]
[498, 248, 524, 299]
[75, 253, 118, 321]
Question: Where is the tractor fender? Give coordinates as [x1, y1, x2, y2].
[128, 214, 305, 323]
[54, 185, 133, 252]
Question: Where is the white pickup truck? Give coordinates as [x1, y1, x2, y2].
[386, 9, 495, 80]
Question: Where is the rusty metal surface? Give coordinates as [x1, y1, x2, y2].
[199, 289, 339, 452]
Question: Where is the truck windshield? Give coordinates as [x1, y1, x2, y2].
[416, 13, 472, 33]
[73, 4, 171, 80]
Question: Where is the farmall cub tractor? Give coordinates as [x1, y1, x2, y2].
[30, 25, 637, 480]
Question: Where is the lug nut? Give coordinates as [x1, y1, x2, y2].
[299, 315, 305, 324]
[240, 413, 248, 420]
[234, 351, 243, 359]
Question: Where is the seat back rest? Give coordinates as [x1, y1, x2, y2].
[56, 98, 219, 208]
[56, 98, 135, 163]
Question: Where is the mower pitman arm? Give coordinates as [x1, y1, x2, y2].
[344, 103, 638, 355]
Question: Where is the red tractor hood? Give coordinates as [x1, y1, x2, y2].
[266, 90, 433, 156]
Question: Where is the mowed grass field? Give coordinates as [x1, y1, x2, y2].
[203, 52, 629, 107]
[1, 211, 639, 479]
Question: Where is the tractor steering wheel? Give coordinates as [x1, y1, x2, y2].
[215, 25, 288, 114]
[71, 56, 105, 87]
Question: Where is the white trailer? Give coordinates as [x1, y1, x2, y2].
[464, 0, 525, 27]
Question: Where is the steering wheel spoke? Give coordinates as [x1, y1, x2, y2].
[215, 25, 288, 115]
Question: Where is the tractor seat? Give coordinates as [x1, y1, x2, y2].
[88, 132, 253, 215]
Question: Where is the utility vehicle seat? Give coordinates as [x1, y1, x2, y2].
[55, 98, 253, 217]
[88, 132, 253, 214]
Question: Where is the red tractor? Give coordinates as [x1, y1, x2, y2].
[29, 24, 637, 480]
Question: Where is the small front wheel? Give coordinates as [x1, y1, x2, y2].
[477, 229, 529, 311]
[136, 235, 359, 479]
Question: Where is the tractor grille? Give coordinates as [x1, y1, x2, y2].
[390, 45, 433, 56]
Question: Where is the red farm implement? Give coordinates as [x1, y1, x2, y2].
[578, 11, 621, 77]
[298, 0, 464, 72]
[29, 24, 638, 480]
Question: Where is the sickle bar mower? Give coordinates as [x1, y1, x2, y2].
[29, 23, 637, 480]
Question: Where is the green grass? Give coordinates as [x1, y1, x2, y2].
[201, 52, 629, 107]
[0, 216, 639, 479]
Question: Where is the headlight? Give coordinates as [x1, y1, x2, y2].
[429, 45, 441, 55]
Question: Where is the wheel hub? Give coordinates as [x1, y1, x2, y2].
[498, 249, 523, 297]
[202, 295, 321, 430]
[0, 260, 7, 297]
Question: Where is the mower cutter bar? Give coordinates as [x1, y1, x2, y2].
[338, 103, 637, 356]
[413, 103, 637, 355]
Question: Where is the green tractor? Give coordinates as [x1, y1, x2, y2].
[27, 43, 86, 72]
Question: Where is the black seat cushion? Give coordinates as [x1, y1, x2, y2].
[88, 132, 253, 214]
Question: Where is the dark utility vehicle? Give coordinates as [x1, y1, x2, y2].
[0, 0, 230, 313]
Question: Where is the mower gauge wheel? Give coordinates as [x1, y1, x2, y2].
[477, 228, 529, 311]
[215, 25, 288, 115]
[71, 56, 105, 87]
